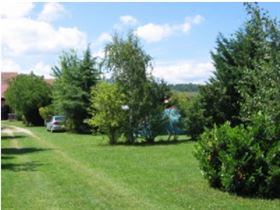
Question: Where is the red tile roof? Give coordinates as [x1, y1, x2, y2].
[1, 72, 18, 97]
[1, 72, 54, 98]
[45, 79, 54, 85]
[2, 72, 18, 83]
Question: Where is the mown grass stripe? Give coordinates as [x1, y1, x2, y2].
[3, 125, 160, 210]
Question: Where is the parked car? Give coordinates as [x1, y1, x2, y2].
[46, 115, 65, 132]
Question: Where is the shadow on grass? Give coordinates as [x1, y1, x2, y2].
[100, 139, 194, 147]
[1, 155, 15, 160]
[1, 147, 51, 155]
[2, 147, 50, 171]
[48, 130, 66, 133]
[1, 135, 26, 140]
[1, 161, 44, 172]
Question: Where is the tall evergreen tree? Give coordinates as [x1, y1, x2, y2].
[185, 3, 280, 139]
[52, 46, 100, 132]
[237, 3, 280, 123]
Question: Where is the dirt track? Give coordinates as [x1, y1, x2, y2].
[2, 125, 36, 137]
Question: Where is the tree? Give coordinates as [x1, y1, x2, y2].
[87, 82, 126, 144]
[168, 83, 201, 92]
[138, 79, 170, 142]
[237, 3, 280, 124]
[167, 92, 191, 138]
[103, 33, 168, 143]
[187, 3, 280, 138]
[5, 73, 51, 125]
[52, 46, 100, 132]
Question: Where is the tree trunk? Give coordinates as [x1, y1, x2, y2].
[126, 110, 135, 144]
[146, 136, 155, 144]
[109, 128, 116, 145]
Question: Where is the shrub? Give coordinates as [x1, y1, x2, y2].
[87, 82, 126, 145]
[39, 104, 55, 123]
[139, 80, 170, 143]
[195, 113, 280, 198]
[5, 73, 51, 126]
[184, 95, 211, 140]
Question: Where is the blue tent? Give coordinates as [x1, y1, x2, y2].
[163, 107, 184, 135]
[136, 107, 185, 138]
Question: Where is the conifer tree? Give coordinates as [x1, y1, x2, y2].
[52, 46, 100, 132]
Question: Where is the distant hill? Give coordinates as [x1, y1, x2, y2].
[168, 83, 202, 92]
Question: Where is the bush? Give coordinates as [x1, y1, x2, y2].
[139, 80, 170, 143]
[184, 95, 211, 140]
[195, 113, 280, 198]
[87, 82, 126, 145]
[5, 73, 51, 126]
[39, 105, 55, 123]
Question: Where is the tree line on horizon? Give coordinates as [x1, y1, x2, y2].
[168, 83, 202, 92]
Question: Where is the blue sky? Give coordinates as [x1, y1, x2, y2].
[2, 2, 280, 84]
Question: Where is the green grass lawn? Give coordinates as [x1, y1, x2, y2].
[2, 121, 280, 210]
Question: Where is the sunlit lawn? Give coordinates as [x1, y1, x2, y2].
[2, 121, 280, 210]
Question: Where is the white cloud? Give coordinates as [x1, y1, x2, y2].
[120, 15, 138, 26]
[135, 23, 174, 43]
[1, 58, 22, 72]
[38, 2, 66, 22]
[28, 62, 53, 78]
[1, 2, 87, 80]
[182, 22, 191, 32]
[1, 2, 87, 55]
[0, 2, 34, 19]
[2, 18, 87, 55]
[113, 15, 139, 31]
[134, 15, 204, 43]
[191, 15, 205, 24]
[93, 49, 105, 59]
[1, 59, 53, 79]
[97, 33, 112, 44]
[153, 60, 214, 84]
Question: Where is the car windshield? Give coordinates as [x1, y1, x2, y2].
[54, 116, 65, 121]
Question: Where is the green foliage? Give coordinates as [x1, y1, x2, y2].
[103, 33, 169, 143]
[239, 59, 280, 124]
[5, 73, 51, 125]
[39, 104, 55, 122]
[193, 3, 280, 198]
[237, 3, 280, 124]
[138, 80, 170, 142]
[169, 91, 211, 140]
[187, 3, 280, 138]
[170, 92, 191, 114]
[195, 113, 280, 198]
[169, 92, 192, 137]
[52, 46, 100, 132]
[87, 82, 126, 144]
[184, 95, 210, 140]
